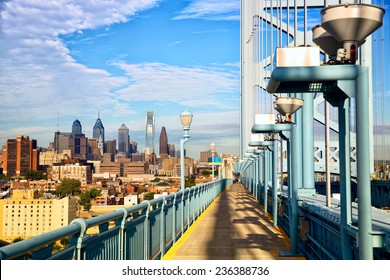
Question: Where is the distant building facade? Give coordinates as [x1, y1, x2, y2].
[200, 150, 212, 163]
[105, 140, 117, 156]
[2, 136, 39, 177]
[51, 163, 92, 186]
[100, 162, 149, 177]
[93, 112, 105, 152]
[118, 123, 130, 155]
[168, 144, 176, 157]
[159, 126, 168, 156]
[71, 119, 82, 135]
[129, 141, 137, 154]
[145, 111, 155, 155]
[68, 133, 88, 160]
[0, 189, 77, 242]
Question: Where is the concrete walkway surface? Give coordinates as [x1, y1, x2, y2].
[163, 183, 305, 260]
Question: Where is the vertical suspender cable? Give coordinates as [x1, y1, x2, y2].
[380, 0, 386, 175]
[304, 0, 307, 46]
[373, 20, 378, 176]
[294, 0, 297, 47]
[270, 0, 274, 113]
[279, 0, 282, 47]
[287, 0, 290, 46]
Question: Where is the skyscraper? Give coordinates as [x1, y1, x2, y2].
[2, 136, 39, 176]
[159, 126, 168, 156]
[72, 119, 82, 135]
[145, 110, 155, 155]
[129, 141, 137, 154]
[168, 144, 176, 157]
[118, 123, 130, 155]
[93, 111, 105, 152]
[105, 140, 117, 156]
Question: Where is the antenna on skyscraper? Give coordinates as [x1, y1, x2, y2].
[57, 111, 60, 132]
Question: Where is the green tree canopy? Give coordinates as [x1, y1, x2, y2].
[150, 178, 161, 182]
[0, 174, 10, 180]
[185, 176, 195, 188]
[143, 192, 155, 201]
[56, 178, 81, 198]
[138, 187, 147, 194]
[25, 169, 46, 180]
[79, 188, 102, 206]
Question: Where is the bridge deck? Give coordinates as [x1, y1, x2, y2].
[163, 183, 305, 260]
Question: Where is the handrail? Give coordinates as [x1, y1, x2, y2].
[0, 179, 231, 260]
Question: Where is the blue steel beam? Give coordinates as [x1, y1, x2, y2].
[266, 64, 374, 260]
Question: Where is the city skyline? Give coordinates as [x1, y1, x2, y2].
[0, 0, 241, 159]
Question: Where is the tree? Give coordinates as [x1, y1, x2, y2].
[83, 202, 91, 212]
[79, 188, 101, 207]
[150, 178, 161, 183]
[143, 192, 155, 201]
[0, 174, 9, 180]
[138, 187, 147, 194]
[56, 178, 81, 198]
[185, 175, 195, 188]
[201, 170, 212, 177]
[25, 169, 46, 180]
[12, 237, 23, 243]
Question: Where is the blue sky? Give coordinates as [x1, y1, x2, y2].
[0, 0, 241, 159]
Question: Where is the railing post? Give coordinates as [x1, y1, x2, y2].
[69, 218, 88, 260]
[143, 201, 151, 260]
[160, 196, 166, 259]
[115, 207, 129, 260]
[172, 193, 177, 244]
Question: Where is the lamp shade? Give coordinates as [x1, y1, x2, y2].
[210, 142, 216, 151]
[180, 109, 193, 127]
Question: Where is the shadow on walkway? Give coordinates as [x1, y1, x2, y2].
[164, 183, 305, 260]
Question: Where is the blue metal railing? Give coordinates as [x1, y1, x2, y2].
[241, 175, 390, 260]
[0, 179, 231, 260]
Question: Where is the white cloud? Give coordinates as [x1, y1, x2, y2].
[0, 0, 159, 125]
[173, 0, 239, 21]
[113, 62, 239, 110]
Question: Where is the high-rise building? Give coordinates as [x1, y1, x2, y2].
[105, 140, 117, 156]
[159, 126, 168, 156]
[88, 138, 101, 160]
[118, 123, 130, 155]
[130, 141, 137, 154]
[54, 132, 71, 153]
[71, 119, 82, 135]
[200, 150, 212, 163]
[145, 111, 155, 155]
[68, 133, 88, 160]
[168, 144, 176, 157]
[93, 112, 105, 152]
[2, 136, 39, 177]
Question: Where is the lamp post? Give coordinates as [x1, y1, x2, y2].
[210, 142, 216, 182]
[180, 110, 193, 191]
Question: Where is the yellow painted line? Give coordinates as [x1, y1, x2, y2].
[162, 187, 228, 260]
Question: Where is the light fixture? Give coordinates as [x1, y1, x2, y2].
[180, 109, 193, 128]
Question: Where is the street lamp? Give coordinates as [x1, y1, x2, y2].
[210, 142, 216, 182]
[180, 110, 193, 191]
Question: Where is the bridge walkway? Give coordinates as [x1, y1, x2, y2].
[163, 183, 305, 260]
